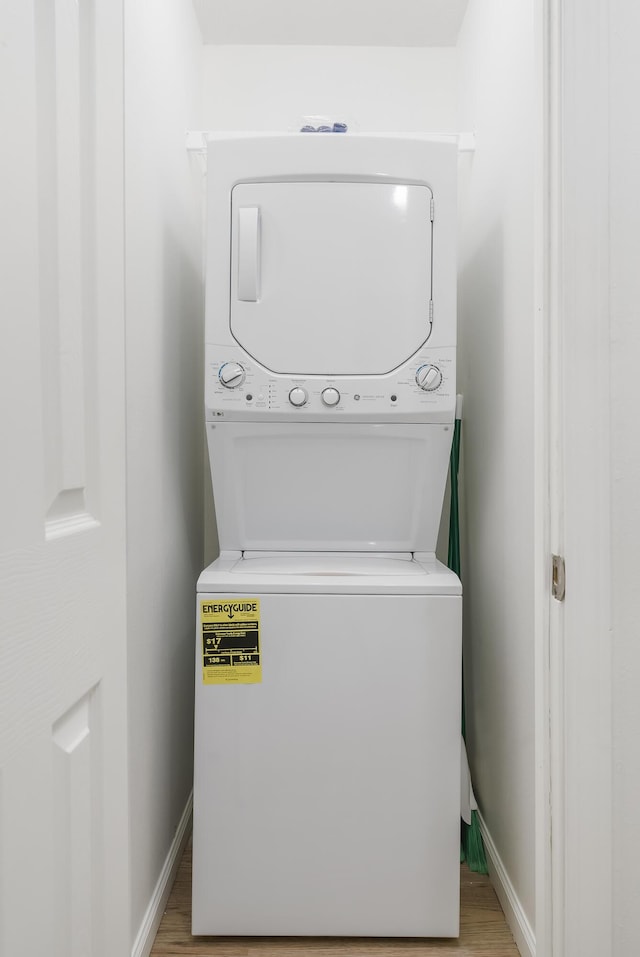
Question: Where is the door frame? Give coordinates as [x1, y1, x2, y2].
[534, 1, 553, 955]
[538, 1, 614, 955]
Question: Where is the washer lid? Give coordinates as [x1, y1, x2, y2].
[197, 555, 462, 596]
[231, 553, 422, 577]
[230, 181, 433, 376]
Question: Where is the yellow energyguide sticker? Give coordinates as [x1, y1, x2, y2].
[201, 597, 261, 685]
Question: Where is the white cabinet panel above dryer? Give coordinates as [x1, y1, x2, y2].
[230, 182, 433, 376]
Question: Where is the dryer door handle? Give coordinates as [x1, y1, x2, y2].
[237, 206, 261, 302]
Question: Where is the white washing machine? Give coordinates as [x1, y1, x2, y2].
[193, 134, 461, 937]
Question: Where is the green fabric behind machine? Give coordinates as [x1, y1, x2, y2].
[448, 412, 488, 875]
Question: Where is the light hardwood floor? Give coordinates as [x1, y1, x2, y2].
[150, 840, 520, 957]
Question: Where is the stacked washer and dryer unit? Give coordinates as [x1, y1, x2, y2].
[193, 134, 461, 937]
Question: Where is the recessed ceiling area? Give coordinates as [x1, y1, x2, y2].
[192, 0, 469, 47]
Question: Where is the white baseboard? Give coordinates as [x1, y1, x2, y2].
[477, 811, 536, 957]
[131, 791, 193, 957]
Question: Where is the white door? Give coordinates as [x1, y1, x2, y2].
[0, 4, 129, 957]
[230, 182, 433, 375]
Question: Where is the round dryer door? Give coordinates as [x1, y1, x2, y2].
[229, 181, 433, 376]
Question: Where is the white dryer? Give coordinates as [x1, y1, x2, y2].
[193, 134, 461, 937]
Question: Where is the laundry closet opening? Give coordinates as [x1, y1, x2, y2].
[124, 1, 540, 954]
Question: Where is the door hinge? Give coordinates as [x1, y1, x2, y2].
[430, 197, 435, 221]
[552, 554, 566, 601]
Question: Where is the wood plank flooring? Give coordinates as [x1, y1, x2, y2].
[150, 840, 520, 957]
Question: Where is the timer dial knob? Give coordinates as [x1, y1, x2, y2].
[321, 387, 341, 407]
[415, 364, 443, 392]
[289, 387, 308, 407]
[219, 362, 246, 389]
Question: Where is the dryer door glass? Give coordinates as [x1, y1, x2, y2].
[230, 182, 433, 376]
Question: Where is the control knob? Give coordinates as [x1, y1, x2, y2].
[219, 362, 246, 389]
[321, 388, 340, 407]
[289, 387, 308, 407]
[415, 364, 443, 392]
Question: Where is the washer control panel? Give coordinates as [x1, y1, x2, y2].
[205, 344, 455, 422]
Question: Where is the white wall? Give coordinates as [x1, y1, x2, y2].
[202, 45, 457, 132]
[456, 0, 536, 933]
[124, 0, 204, 944]
[610, 2, 640, 951]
